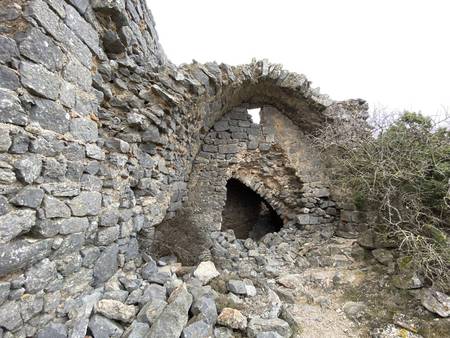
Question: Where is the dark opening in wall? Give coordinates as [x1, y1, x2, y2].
[222, 178, 283, 240]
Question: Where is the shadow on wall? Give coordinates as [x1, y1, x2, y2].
[222, 178, 282, 240]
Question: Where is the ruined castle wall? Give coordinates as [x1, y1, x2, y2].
[0, 0, 368, 335]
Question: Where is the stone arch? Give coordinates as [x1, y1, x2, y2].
[146, 104, 338, 264]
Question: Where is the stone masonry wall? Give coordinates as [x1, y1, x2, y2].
[0, 0, 368, 336]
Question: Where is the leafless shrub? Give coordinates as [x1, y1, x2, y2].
[312, 109, 450, 291]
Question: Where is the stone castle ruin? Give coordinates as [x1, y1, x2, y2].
[1, 1, 447, 337]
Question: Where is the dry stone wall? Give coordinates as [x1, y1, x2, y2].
[0, 0, 368, 336]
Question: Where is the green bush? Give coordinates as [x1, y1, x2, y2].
[313, 111, 450, 291]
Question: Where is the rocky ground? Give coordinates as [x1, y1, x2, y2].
[32, 223, 449, 338]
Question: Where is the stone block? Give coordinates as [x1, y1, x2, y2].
[0, 209, 36, 243]
[20, 61, 61, 100]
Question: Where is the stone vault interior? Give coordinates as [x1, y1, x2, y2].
[221, 178, 283, 241]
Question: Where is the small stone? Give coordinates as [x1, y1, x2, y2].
[93, 244, 119, 286]
[70, 118, 98, 142]
[136, 298, 167, 324]
[86, 143, 106, 160]
[9, 134, 30, 154]
[0, 88, 28, 126]
[0, 129, 11, 152]
[193, 261, 220, 285]
[28, 98, 70, 133]
[88, 314, 124, 338]
[146, 284, 193, 338]
[342, 301, 366, 321]
[20, 61, 61, 100]
[181, 320, 212, 338]
[191, 295, 218, 325]
[0, 282, 10, 305]
[0, 209, 36, 243]
[0, 65, 19, 90]
[24, 258, 57, 293]
[36, 322, 67, 338]
[227, 279, 256, 296]
[11, 186, 44, 208]
[96, 299, 137, 323]
[68, 191, 102, 216]
[372, 248, 394, 265]
[14, 155, 42, 184]
[122, 321, 150, 338]
[247, 318, 291, 338]
[217, 308, 247, 330]
[43, 195, 71, 218]
[420, 288, 450, 317]
[0, 301, 23, 331]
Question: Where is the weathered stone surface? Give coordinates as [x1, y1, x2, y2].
[342, 301, 366, 321]
[0, 65, 20, 90]
[0, 281, 10, 305]
[193, 261, 220, 285]
[36, 322, 68, 338]
[68, 290, 102, 338]
[43, 195, 71, 218]
[70, 118, 98, 142]
[420, 288, 450, 317]
[28, 98, 70, 133]
[0, 209, 36, 243]
[247, 318, 291, 338]
[97, 226, 120, 245]
[68, 191, 102, 216]
[0, 238, 53, 276]
[10, 187, 44, 208]
[0, 35, 18, 64]
[227, 279, 256, 297]
[86, 143, 106, 160]
[93, 244, 119, 285]
[89, 314, 124, 338]
[372, 248, 394, 266]
[18, 28, 64, 71]
[146, 284, 193, 338]
[20, 61, 61, 100]
[0, 301, 23, 330]
[0, 129, 11, 152]
[96, 299, 137, 323]
[217, 308, 247, 330]
[181, 320, 212, 338]
[123, 321, 150, 338]
[136, 298, 166, 325]
[0, 88, 28, 126]
[63, 56, 92, 91]
[24, 258, 57, 293]
[14, 155, 42, 184]
[191, 295, 218, 325]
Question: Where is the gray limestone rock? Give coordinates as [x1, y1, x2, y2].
[0, 36, 18, 64]
[20, 61, 61, 100]
[88, 314, 123, 338]
[36, 322, 68, 338]
[68, 191, 102, 216]
[123, 322, 150, 338]
[0, 88, 28, 126]
[11, 186, 45, 208]
[0, 168, 16, 184]
[43, 195, 71, 218]
[0, 65, 20, 90]
[420, 288, 450, 317]
[146, 284, 193, 338]
[14, 155, 42, 184]
[70, 118, 98, 142]
[96, 226, 120, 245]
[24, 258, 57, 293]
[0, 209, 36, 243]
[9, 134, 30, 154]
[0, 282, 10, 306]
[0, 196, 8, 216]
[0, 129, 11, 152]
[63, 56, 92, 91]
[18, 28, 64, 72]
[247, 318, 292, 338]
[191, 295, 218, 325]
[28, 98, 70, 133]
[0, 239, 53, 276]
[181, 320, 212, 338]
[68, 0, 90, 14]
[0, 301, 23, 331]
[93, 244, 119, 286]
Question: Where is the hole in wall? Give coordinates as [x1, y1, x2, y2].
[247, 108, 261, 124]
[221, 178, 283, 240]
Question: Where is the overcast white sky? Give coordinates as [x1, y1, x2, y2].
[149, 0, 449, 117]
